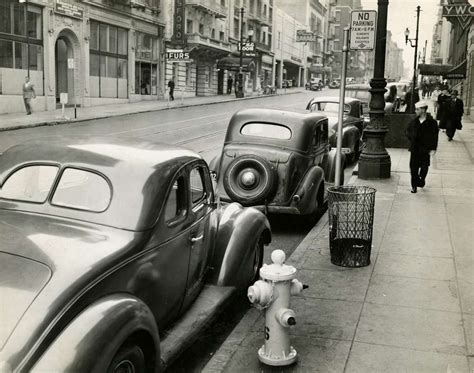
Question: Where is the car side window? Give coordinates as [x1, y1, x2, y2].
[0, 165, 58, 203]
[190, 166, 206, 207]
[164, 176, 186, 223]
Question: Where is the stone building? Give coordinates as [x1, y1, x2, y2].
[0, 0, 166, 114]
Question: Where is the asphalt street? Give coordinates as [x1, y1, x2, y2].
[0, 88, 355, 372]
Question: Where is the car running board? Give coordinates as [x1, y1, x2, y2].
[160, 285, 236, 369]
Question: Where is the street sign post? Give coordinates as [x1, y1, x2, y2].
[350, 10, 377, 50]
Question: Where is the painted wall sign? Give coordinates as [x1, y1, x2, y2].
[296, 30, 317, 42]
[55, 1, 84, 19]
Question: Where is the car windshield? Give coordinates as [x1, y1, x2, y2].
[241, 123, 292, 140]
[311, 102, 350, 114]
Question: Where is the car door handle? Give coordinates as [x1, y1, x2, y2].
[190, 234, 204, 243]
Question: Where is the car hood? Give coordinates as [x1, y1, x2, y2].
[0, 209, 142, 365]
[0, 252, 51, 351]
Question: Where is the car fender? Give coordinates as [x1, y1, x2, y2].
[324, 149, 346, 184]
[341, 125, 360, 151]
[210, 203, 271, 288]
[290, 165, 325, 215]
[31, 295, 160, 373]
[209, 155, 222, 174]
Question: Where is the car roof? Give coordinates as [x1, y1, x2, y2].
[0, 136, 202, 231]
[306, 96, 360, 110]
[225, 108, 327, 152]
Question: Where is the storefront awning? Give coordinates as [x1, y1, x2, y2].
[418, 63, 452, 76]
[217, 56, 255, 72]
[444, 60, 467, 79]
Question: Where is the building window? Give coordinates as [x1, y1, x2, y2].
[199, 23, 204, 34]
[234, 20, 239, 39]
[220, 31, 225, 41]
[186, 64, 192, 86]
[221, 0, 225, 5]
[0, 0, 43, 95]
[211, 28, 216, 39]
[90, 21, 128, 99]
[187, 19, 193, 33]
[134, 30, 161, 96]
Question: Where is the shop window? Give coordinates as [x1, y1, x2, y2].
[107, 57, 117, 78]
[14, 42, 27, 70]
[90, 54, 100, 77]
[99, 24, 108, 52]
[0, 2, 12, 34]
[118, 59, 127, 79]
[108, 26, 117, 54]
[26, 7, 41, 40]
[117, 29, 127, 55]
[186, 64, 192, 86]
[172, 63, 178, 82]
[0, 40, 13, 68]
[29, 45, 43, 71]
[90, 22, 99, 50]
[13, 3, 25, 36]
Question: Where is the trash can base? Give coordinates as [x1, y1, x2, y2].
[330, 238, 371, 267]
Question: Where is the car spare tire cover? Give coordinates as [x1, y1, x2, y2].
[224, 154, 276, 205]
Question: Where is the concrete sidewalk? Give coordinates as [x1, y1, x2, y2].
[203, 119, 473, 372]
[0, 88, 302, 132]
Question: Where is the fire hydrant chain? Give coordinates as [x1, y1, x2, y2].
[247, 249, 307, 366]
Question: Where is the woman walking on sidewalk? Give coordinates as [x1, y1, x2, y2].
[405, 100, 439, 194]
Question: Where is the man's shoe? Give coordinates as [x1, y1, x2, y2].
[411, 187, 417, 193]
[418, 179, 425, 188]
[448, 137, 453, 141]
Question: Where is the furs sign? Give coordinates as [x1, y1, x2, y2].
[166, 49, 191, 63]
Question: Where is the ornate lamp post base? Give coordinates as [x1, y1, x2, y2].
[358, 77, 391, 180]
[358, 129, 391, 179]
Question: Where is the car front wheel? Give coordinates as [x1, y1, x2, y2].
[108, 345, 146, 373]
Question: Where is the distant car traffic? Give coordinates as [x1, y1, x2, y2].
[306, 97, 364, 163]
[209, 108, 343, 223]
[329, 80, 341, 89]
[305, 78, 323, 91]
[0, 137, 271, 372]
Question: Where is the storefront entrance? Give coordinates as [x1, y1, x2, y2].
[55, 30, 80, 105]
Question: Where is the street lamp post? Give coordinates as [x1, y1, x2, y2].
[358, 0, 391, 179]
[404, 5, 421, 114]
[236, 7, 245, 98]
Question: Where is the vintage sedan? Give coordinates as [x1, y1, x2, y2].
[0, 137, 271, 373]
[209, 109, 342, 221]
[306, 96, 364, 163]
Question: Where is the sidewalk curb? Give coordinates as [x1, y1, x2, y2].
[0, 91, 302, 133]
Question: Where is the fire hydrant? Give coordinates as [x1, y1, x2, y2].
[247, 249, 307, 366]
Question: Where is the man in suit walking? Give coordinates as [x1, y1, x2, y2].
[22, 76, 36, 115]
[405, 100, 439, 193]
[446, 90, 464, 141]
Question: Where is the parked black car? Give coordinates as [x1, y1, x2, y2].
[209, 109, 343, 222]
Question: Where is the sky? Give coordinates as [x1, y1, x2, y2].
[360, 0, 441, 75]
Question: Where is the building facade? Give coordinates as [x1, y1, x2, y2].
[0, 0, 166, 114]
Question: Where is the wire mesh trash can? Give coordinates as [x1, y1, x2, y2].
[327, 186, 376, 267]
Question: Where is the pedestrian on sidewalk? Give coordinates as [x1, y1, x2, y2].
[22, 76, 36, 115]
[446, 90, 464, 141]
[404, 83, 420, 113]
[168, 78, 175, 101]
[431, 85, 441, 114]
[405, 100, 439, 194]
[227, 75, 233, 94]
[437, 89, 451, 131]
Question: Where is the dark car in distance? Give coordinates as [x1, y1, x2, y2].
[0, 137, 271, 373]
[306, 97, 364, 163]
[209, 109, 343, 222]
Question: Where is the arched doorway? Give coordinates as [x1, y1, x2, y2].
[55, 30, 81, 105]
